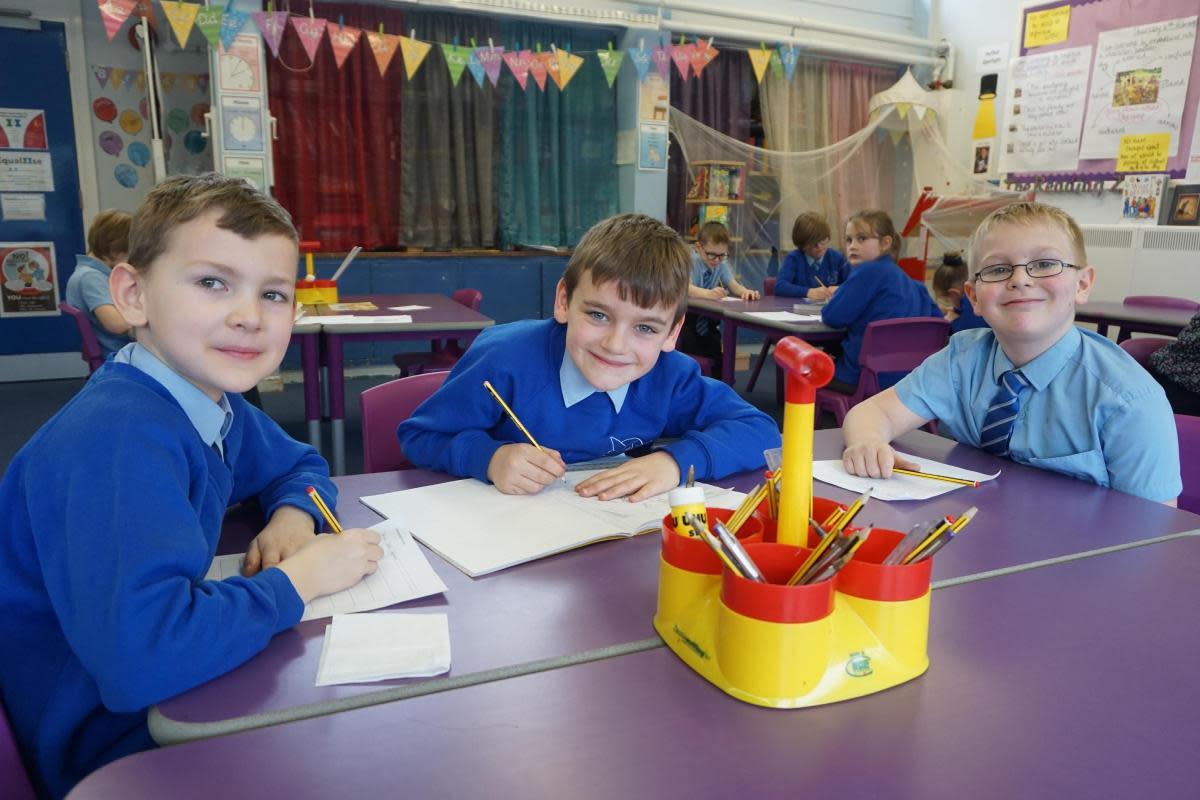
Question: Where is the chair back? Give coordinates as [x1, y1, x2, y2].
[59, 302, 105, 374]
[451, 288, 483, 312]
[360, 372, 449, 472]
[0, 701, 35, 800]
[1123, 295, 1200, 312]
[763, 277, 776, 296]
[1119, 336, 1172, 368]
[1176, 414, 1200, 514]
[857, 316, 951, 397]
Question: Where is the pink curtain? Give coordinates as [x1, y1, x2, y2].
[827, 62, 900, 233]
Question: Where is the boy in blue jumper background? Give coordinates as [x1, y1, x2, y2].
[0, 173, 384, 798]
[841, 201, 1180, 504]
[64, 209, 133, 357]
[775, 211, 851, 301]
[399, 213, 781, 502]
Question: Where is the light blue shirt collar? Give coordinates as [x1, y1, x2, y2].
[113, 343, 234, 457]
[559, 351, 628, 412]
[990, 326, 1081, 392]
[75, 254, 113, 276]
[806, 252, 821, 270]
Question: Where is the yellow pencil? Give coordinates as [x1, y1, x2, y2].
[483, 380, 544, 451]
[892, 467, 979, 487]
[306, 486, 343, 534]
[901, 518, 952, 565]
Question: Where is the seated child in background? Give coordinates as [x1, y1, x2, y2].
[678, 221, 760, 379]
[398, 213, 781, 502]
[931, 251, 989, 334]
[841, 201, 1180, 504]
[64, 209, 134, 357]
[775, 211, 851, 301]
[1146, 309, 1200, 417]
[820, 209, 942, 394]
[0, 173, 384, 798]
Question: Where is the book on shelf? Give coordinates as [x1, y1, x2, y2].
[699, 204, 731, 226]
[686, 165, 710, 200]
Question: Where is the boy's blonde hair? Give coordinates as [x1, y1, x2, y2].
[696, 221, 731, 247]
[846, 209, 901, 258]
[562, 213, 691, 323]
[86, 210, 132, 263]
[969, 201, 1087, 273]
[791, 211, 831, 250]
[127, 172, 297, 272]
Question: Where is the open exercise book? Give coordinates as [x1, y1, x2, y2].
[361, 470, 745, 578]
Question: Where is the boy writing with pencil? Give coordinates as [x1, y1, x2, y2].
[678, 221, 760, 379]
[0, 173, 383, 798]
[398, 213, 780, 501]
[841, 202, 1180, 504]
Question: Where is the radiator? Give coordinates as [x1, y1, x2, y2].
[1081, 225, 1200, 303]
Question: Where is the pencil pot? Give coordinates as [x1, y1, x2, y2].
[655, 509, 764, 624]
[295, 278, 338, 305]
[715, 543, 835, 702]
[834, 528, 932, 669]
[754, 496, 844, 544]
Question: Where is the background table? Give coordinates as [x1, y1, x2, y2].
[1075, 300, 1194, 341]
[76, 536, 1200, 799]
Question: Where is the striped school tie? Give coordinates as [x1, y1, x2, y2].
[980, 369, 1029, 457]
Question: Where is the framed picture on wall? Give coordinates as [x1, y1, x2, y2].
[1166, 184, 1200, 225]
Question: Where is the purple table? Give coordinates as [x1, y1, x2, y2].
[688, 295, 842, 384]
[1075, 300, 1194, 342]
[291, 319, 323, 452]
[308, 293, 494, 475]
[73, 537, 1200, 799]
[153, 428, 1198, 745]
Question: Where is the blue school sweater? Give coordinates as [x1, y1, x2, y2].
[820, 254, 942, 385]
[397, 318, 781, 481]
[950, 293, 990, 334]
[775, 248, 851, 297]
[0, 364, 330, 798]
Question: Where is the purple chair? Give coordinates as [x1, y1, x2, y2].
[1119, 336, 1173, 369]
[1176, 414, 1200, 514]
[392, 288, 484, 376]
[683, 353, 715, 377]
[360, 371, 449, 472]
[0, 702, 35, 800]
[745, 277, 781, 394]
[814, 316, 950, 426]
[1117, 296, 1200, 342]
[59, 301, 105, 374]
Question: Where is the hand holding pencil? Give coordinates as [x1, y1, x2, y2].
[483, 380, 566, 494]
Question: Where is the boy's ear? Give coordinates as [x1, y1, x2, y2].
[552, 278, 570, 324]
[108, 263, 148, 329]
[1073, 264, 1096, 304]
[963, 280, 978, 308]
[660, 314, 686, 353]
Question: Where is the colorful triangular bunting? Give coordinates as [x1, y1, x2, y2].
[218, 7, 249, 51]
[329, 24, 362, 69]
[477, 44, 505, 87]
[596, 44, 624, 87]
[440, 43, 473, 87]
[399, 34, 432, 80]
[556, 48, 584, 90]
[195, 4, 223, 49]
[366, 30, 401, 78]
[251, 10, 289, 58]
[503, 48, 533, 90]
[160, 1, 200, 49]
[97, 0, 138, 42]
[748, 45, 772, 83]
[290, 15, 327, 63]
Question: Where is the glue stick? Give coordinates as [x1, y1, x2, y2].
[668, 486, 707, 538]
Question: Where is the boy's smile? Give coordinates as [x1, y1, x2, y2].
[113, 211, 299, 402]
[553, 272, 684, 392]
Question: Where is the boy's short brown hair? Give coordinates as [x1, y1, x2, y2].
[562, 213, 691, 323]
[969, 201, 1087, 272]
[791, 211, 831, 250]
[696, 221, 731, 247]
[931, 251, 967, 297]
[127, 172, 297, 272]
[846, 209, 901, 258]
[86, 210, 132, 263]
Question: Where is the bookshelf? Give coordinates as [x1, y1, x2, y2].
[685, 159, 746, 241]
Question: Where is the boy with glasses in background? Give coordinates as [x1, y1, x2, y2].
[840, 202, 1180, 504]
[679, 221, 760, 379]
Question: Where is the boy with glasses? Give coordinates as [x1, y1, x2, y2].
[680, 222, 759, 378]
[840, 202, 1180, 504]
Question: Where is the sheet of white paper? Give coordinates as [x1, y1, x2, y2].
[203, 521, 447, 621]
[719, 296, 743, 302]
[389, 305, 431, 311]
[360, 472, 744, 577]
[315, 612, 450, 686]
[316, 314, 413, 325]
[813, 454, 1000, 501]
[744, 311, 822, 322]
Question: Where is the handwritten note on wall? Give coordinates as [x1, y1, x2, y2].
[1115, 132, 1171, 172]
[1024, 5, 1071, 49]
[1079, 15, 1198, 160]
[1000, 46, 1092, 174]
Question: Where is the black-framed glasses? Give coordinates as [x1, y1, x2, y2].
[974, 258, 1080, 283]
[701, 250, 728, 262]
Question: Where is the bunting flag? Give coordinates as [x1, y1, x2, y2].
[556, 48, 584, 90]
[290, 16, 327, 63]
[110, 67, 128, 88]
[476, 45, 505, 87]
[160, 1, 200, 48]
[183, 73, 198, 91]
[748, 46, 772, 83]
[669, 40, 692, 80]
[689, 38, 718, 79]
[218, 7, 249, 51]
[529, 50, 550, 91]
[627, 42, 651, 81]
[251, 10, 289, 58]
[196, 5, 223, 49]
[651, 44, 671, 81]
[596, 45, 624, 87]
[134, 72, 146, 90]
[540, 50, 563, 91]
[466, 48, 487, 88]
[161, 72, 177, 92]
[778, 43, 799, 81]
[399, 34, 432, 79]
[97, 0, 138, 42]
[440, 43, 473, 87]
[769, 50, 783, 80]
[329, 25, 362, 69]
[366, 31, 401, 78]
[92, 65, 112, 89]
[502, 49, 533, 90]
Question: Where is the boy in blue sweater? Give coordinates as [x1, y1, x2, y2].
[841, 202, 1180, 504]
[820, 209, 942, 393]
[399, 213, 781, 502]
[0, 173, 383, 798]
[775, 211, 851, 301]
